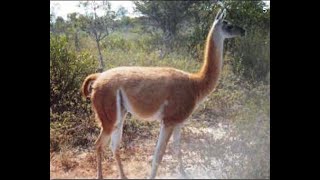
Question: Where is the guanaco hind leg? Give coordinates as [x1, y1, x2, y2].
[110, 89, 128, 179]
[95, 129, 110, 179]
[150, 122, 175, 179]
[173, 124, 188, 178]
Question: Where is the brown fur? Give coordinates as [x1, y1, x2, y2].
[192, 26, 222, 101]
[82, 25, 220, 130]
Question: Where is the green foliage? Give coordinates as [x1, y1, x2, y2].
[224, 0, 270, 82]
[50, 35, 97, 117]
[134, 1, 192, 35]
[116, 5, 128, 19]
[160, 0, 270, 82]
[50, 0, 270, 82]
[53, 16, 68, 35]
[77, 0, 117, 71]
[78, 0, 116, 37]
[66, 13, 82, 51]
[230, 30, 270, 82]
[134, 1, 194, 51]
[185, 2, 217, 58]
[115, 16, 132, 29]
[102, 31, 161, 53]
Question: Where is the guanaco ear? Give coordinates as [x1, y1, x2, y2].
[215, 8, 227, 21]
[215, 8, 223, 20]
[221, 8, 227, 20]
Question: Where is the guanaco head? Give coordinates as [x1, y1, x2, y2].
[213, 8, 246, 39]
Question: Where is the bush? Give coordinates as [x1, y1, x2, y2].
[229, 30, 270, 83]
[184, 1, 270, 83]
[50, 34, 97, 118]
[223, 1, 270, 83]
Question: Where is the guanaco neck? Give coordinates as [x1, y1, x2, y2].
[193, 23, 224, 101]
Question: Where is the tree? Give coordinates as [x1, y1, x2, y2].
[79, 0, 116, 72]
[50, 2, 58, 33]
[223, 0, 270, 82]
[50, 35, 97, 115]
[113, 6, 130, 31]
[50, 13, 55, 32]
[116, 5, 128, 19]
[53, 16, 69, 38]
[183, 0, 269, 82]
[185, 1, 219, 58]
[67, 13, 81, 51]
[134, 1, 194, 55]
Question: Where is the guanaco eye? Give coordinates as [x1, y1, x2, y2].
[227, 25, 233, 30]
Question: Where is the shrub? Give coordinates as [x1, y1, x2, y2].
[50, 34, 97, 118]
[229, 30, 270, 83]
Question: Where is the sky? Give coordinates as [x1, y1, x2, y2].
[50, 1, 270, 20]
[50, 1, 137, 20]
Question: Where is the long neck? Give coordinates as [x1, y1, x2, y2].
[194, 25, 224, 101]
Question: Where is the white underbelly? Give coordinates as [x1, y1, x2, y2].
[128, 108, 163, 121]
[120, 88, 168, 121]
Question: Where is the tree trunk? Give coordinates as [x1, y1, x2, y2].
[75, 31, 80, 51]
[160, 30, 174, 59]
[95, 39, 105, 72]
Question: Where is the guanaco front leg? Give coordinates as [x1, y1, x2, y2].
[173, 124, 188, 178]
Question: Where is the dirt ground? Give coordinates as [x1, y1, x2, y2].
[50, 115, 269, 179]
